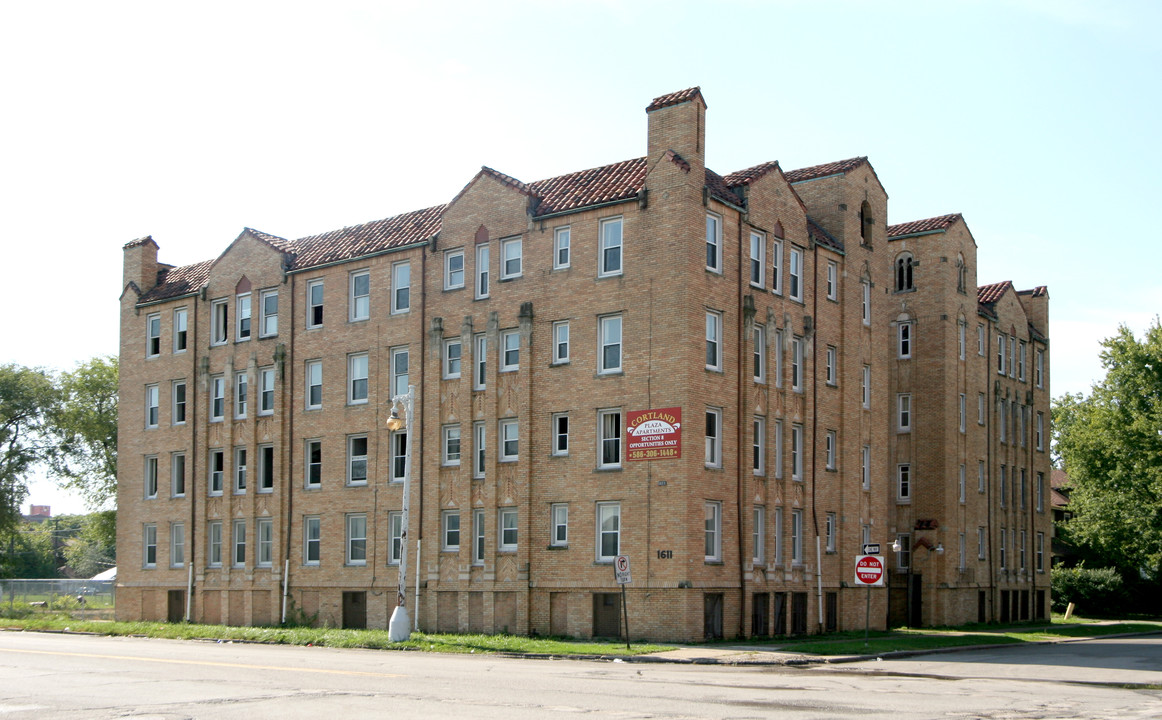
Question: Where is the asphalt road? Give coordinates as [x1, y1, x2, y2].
[1, 631, 1160, 719]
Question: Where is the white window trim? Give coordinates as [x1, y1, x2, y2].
[146, 313, 161, 358]
[825, 512, 836, 552]
[898, 393, 912, 432]
[499, 419, 519, 462]
[392, 261, 411, 314]
[753, 324, 766, 384]
[208, 449, 224, 496]
[346, 514, 367, 566]
[171, 452, 186, 498]
[705, 408, 722, 468]
[306, 279, 324, 329]
[208, 521, 223, 568]
[705, 311, 722, 371]
[305, 439, 322, 489]
[825, 346, 837, 386]
[172, 380, 187, 425]
[442, 424, 462, 466]
[259, 289, 278, 338]
[389, 512, 403, 565]
[753, 506, 766, 564]
[705, 213, 722, 273]
[704, 501, 722, 562]
[551, 503, 569, 547]
[145, 384, 159, 429]
[500, 330, 519, 372]
[788, 247, 804, 302]
[598, 314, 622, 374]
[210, 298, 228, 346]
[232, 520, 246, 568]
[234, 447, 247, 494]
[258, 367, 275, 416]
[498, 508, 518, 552]
[346, 435, 368, 486]
[862, 365, 871, 409]
[596, 502, 620, 563]
[753, 416, 765, 476]
[898, 322, 913, 359]
[473, 422, 486, 478]
[442, 511, 461, 551]
[256, 517, 273, 568]
[444, 249, 465, 290]
[861, 281, 870, 325]
[791, 424, 803, 481]
[173, 307, 188, 353]
[898, 463, 911, 501]
[144, 455, 158, 500]
[552, 413, 569, 457]
[598, 216, 623, 277]
[348, 352, 369, 405]
[349, 270, 370, 322]
[234, 371, 248, 420]
[210, 374, 225, 421]
[826, 261, 838, 301]
[554, 226, 571, 270]
[305, 360, 322, 411]
[597, 408, 622, 469]
[143, 524, 157, 568]
[791, 336, 804, 392]
[500, 236, 522, 280]
[825, 430, 836, 470]
[552, 321, 569, 365]
[475, 244, 490, 299]
[304, 516, 321, 566]
[771, 239, 783, 295]
[861, 445, 871, 490]
[391, 346, 410, 398]
[235, 292, 252, 342]
[472, 509, 485, 565]
[749, 230, 765, 288]
[443, 338, 462, 379]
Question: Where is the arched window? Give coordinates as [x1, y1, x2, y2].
[956, 254, 966, 293]
[895, 253, 913, 292]
[860, 201, 873, 244]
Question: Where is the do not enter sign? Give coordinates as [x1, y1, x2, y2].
[853, 555, 885, 586]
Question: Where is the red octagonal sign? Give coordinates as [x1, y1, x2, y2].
[854, 554, 885, 587]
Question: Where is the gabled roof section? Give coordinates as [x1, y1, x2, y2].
[244, 227, 294, 254]
[1018, 286, 1049, 298]
[292, 205, 445, 270]
[528, 158, 647, 216]
[723, 160, 782, 187]
[646, 87, 706, 112]
[977, 280, 1013, 306]
[705, 168, 742, 209]
[138, 259, 213, 304]
[888, 214, 963, 238]
[784, 157, 869, 183]
[808, 217, 844, 253]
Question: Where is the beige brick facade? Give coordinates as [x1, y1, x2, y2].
[116, 88, 1051, 641]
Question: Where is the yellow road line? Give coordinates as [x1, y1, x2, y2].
[0, 647, 405, 678]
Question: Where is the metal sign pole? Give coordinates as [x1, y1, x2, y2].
[621, 584, 630, 651]
[865, 585, 871, 647]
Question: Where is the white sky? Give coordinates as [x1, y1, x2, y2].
[3, 0, 1159, 515]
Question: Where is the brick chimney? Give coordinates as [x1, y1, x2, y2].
[646, 87, 707, 172]
[123, 236, 160, 293]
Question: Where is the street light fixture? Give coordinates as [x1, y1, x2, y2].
[387, 385, 415, 642]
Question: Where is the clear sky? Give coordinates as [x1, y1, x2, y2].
[3, 0, 1159, 515]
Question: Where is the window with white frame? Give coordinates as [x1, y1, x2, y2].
[861, 445, 871, 490]
[259, 367, 275, 415]
[1020, 468, 1028, 509]
[172, 380, 187, 425]
[208, 521, 223, 567]
[598, 409, 621, 469]
[305, 360, 322, 410]
[346, 514, 367, 565]
[347, 436, 367, 485]
[391, 430, 408, 482]
[260, 289, 278, 337]
[551, 503, 568, 547]
[978, 527, 986, 560]
[791, 336, 804, 392]
[774, 328, 784, 388]
[825, 512, 836, 552]
[898, 393, 911, 432]
[774, 420, 784, 479]
[232, 520, 246, 567]
[1036, 472, 1045, 512]
[498, 508, 518, 552]
[978, 324, 986, 355]
[825, 430, 836, 470]
[1000, 528, 1008, 569]
[257, 518, 273, 567]
[705, 311, 722, 370]
[826, 346, 837, 385]
[753, 324, 766, 383]
[771, 238, 783, 295]
[258, 445, 274, 492]
[959, 393, 966, 432]
[1020, 530, 1026, 571]
[705, 213, 722, 272]
[862, 365, 871, 409]
[473, 422, 485, 478]
[210, 375, 225, 420]
[1009, 336, 1017, 377]
[171, 453, 185, 497]
[1000, 465, 1007, 506]
[554, 226, 570, 269]
[235, 371, 248, 419]
[997, 333, 1006, 374]
[1036, 412, 1044, 451]
[791, 423, 803, 481]
[826, 261, 837, 300]
[208, 449, 224, 495]
[959, 464, 966, 503]
[472, 509, 485, 564]
[234, 447, 247, 493]
[348, 353, 368, 404]
[957, 321, 966, 360]
[704, 501, 722, 561]
[307, 279, 324, 328]
[545, 413, 567, 457]
[791, 509, 804, 564]
[999, 399, 1007, 443]
[145, 384, 159, 428]
[773, 507, 783, 566]
[499, 419, 518, 461]
[897, 463, 911, 500]
[350, 271, 370, 321]
[788, 247, 804, 302]
[895, 533, 910, 569]
[144, 455, 158, 499]
[598, 315, 622, 373]
[143, 524, 157, 568]
[305, 439, 321, 488]
[444, 250, 465, 290]
[236, 293, 251, 341]
[442, 511, 460, 551]
[978, 392, 986, 425]
[444, 338, 462, 379]
[501, 236, 522, 279]
[473, 335, 487, 389]
[443, 424, 461, 466]
[753, 506, 765, 564]
[304, 516, 321, 565]
[596, 502, 620, 562]
[749, 231, 764, 287]
[476, 243, 490, 298]
[1036, 348, 1044, 388]
[211, 298, 228, 345]
[1036, 532, 1045, 572]
[552, 321, 569, 364]
[171, 525, 187, 571]
[390, 347, 409, 398]
[146, 313, 161, 358]
[173, 307, 188, 352]
[979, 460, 986, 493]
[898, 321, 912, 359]
[753, 417, 765, 476]
[500, 330, 519, 372]
[389, 512, 403, 565]
[958, 532, 966, 570]
[861, 281, 870, 325]
[392, 261, 411, 313]
[599, 217, 623, 276]
[705, 408, 722, 468]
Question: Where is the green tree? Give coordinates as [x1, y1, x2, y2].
[1053, 321, 1162, 582]
[0, 364, 56, 536]
[62, 510, 116, 578]
[44, 356, 118, 509]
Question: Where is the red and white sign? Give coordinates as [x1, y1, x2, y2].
[615, 555, 632, 584]
[626, 407, 682, 461]
[853, 555, 885, 587]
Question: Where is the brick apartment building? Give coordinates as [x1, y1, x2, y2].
[116, 87, 1052, 641]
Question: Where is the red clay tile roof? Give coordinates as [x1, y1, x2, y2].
[123, 236, 156, 249]
[292, 205, 446, 270]
[138, 259, 213, 304]
[1018, 286, 1049, 298]
[528, 158, 647, 216]
[646, 87, 705, 112]
[784, 157, 868, 183]
[977, 280, 1013, 305]
[705, 169, 742, 208]
[244, 227, 295, 254]
[808, 217, 844, 253]
[888, 214, 962, 238]
[723, 161, 782, 187]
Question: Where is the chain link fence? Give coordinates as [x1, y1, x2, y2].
[1, 579, 114, 619]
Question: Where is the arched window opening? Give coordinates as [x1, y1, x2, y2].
[956, 254, 966, 293]
[895, 253, 914, 292]
[860, 201, 873, 243]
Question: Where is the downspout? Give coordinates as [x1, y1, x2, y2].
[736, 211, 748, 639]
[811, 242, 823, 633]
[281, 270, 297, 624]
[414, 243, 428, 631]
[187, 293, 200, 622]
[986, 324, 995, 621]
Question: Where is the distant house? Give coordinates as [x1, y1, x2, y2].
[1050, 469, 1077, 567]
[22, 505, 51, 524]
